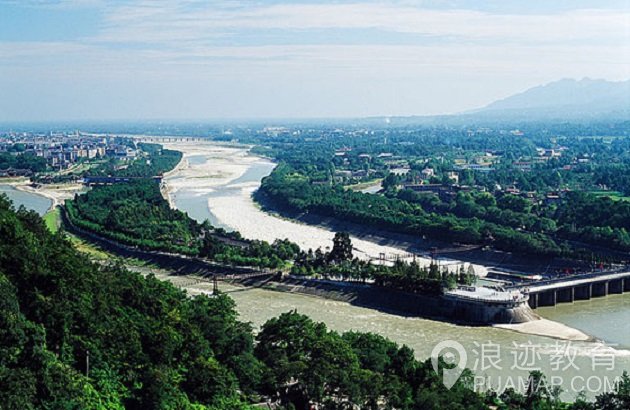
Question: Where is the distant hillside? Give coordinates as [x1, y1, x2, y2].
[469, 78, 630, 120]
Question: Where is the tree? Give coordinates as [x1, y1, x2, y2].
[255, 312, 361, 406]
[382, 172, 401, 191]
[595, 371, 630, 410]
[328, 232, 353, 263]
[183, 357, 239, 405]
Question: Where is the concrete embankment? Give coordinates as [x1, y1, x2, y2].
[232, 276, 538, 325]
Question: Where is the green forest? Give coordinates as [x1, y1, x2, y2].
[0, 151, 48, 172]
[2, 196, 630, 409]
[258, 164, 565, 257]
[66, 179, 201, 254]
[65, 177, 303, 269]
[64, 143, 301, 268]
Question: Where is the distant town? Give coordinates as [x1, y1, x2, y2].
[0, 131, 141, 178]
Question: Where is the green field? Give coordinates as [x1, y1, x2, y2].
[42, 206, 61, 233]
[344, 178, 383, 192]
[589, 190, 630, 201]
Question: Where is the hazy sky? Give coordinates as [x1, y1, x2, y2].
[1, 0, 629, 121]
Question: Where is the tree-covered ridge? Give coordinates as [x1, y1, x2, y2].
[0, 197, 495, 409]
[0, 195, 257, 409]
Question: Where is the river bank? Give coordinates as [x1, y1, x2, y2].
[0, 182, 52, 215]
[161, 141, 456, 267]
[1, 177, 84, 210]
[15, 182, 84, 209]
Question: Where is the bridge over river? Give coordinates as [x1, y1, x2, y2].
[507, 268, 630, 308]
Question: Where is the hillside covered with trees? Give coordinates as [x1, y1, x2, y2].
[2, 195, 630, 409]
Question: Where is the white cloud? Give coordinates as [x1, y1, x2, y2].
[93, 2, 629, 46]
[0, 0, 103, 9]
[0, 1, 628, 119]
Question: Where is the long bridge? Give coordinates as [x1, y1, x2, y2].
[507, 268, 630, 308]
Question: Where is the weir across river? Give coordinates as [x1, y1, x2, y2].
[134, 136, 206, 143]
[507, 268, 630, 308]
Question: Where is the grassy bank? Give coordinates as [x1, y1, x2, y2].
[43, 206, 61, 233]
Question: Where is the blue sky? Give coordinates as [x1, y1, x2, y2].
[0, 0, 628, 121]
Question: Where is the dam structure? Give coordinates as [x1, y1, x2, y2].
[508, 268, 630, 309]
[442, 286, 535, 324]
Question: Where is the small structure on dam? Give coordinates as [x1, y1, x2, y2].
[443, 286, 536, 324]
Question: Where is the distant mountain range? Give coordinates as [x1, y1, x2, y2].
[466, 78, 629, 121]
[369, 78, 629, 126]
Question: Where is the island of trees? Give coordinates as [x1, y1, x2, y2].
[63, 143, 479, 295]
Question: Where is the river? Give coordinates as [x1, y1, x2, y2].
[0, 184, 52, 215]
[537, 295, 630, 349]
[162, 141, 630, 400]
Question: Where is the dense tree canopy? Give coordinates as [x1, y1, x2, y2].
[0, 151, 48, 172]
[258, 164, 566, 258]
